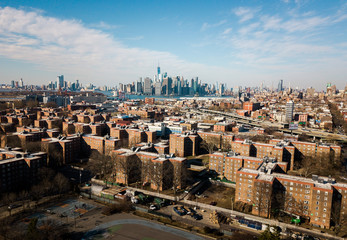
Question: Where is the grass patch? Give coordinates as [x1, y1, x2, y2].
[108, 224, 122, 233]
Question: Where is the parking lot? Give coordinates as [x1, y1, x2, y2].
[157, 203, 220, 227]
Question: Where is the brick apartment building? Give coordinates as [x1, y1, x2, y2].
[213, 122, 234, 132]
[243, 101, 261, 111]
[110, 127, 156, 148]
[145, 98, 155, 105]
[82, 134, 119, 155]
[197, 131, 223, 149]
[113, 148, 187, 191]
[269, 139, 341, 163]
[209, 152, 287, 183]
[235, 163, 345, 228]
[169, 132, 199, 157]
[209, 150, 346, 228]
[41, 134, 81, 165]
[0, 147, 47, 192]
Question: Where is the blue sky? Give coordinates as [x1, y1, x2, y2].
[0, 0, 346, 90]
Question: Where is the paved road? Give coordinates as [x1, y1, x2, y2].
[195, 109, 347, 142]
[82, 218, 207, 240]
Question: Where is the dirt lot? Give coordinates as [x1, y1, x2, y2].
[192, 184, 235, 209]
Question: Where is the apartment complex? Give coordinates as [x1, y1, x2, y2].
[237, 164, 345, 228]
[270, 139, 341, 163]
[113, 148, 187, 191]
[0, 147, 47, 192]
[210, 150, 346, 228]
[209, 152, 288, 183]
[169, 132, 199, 157]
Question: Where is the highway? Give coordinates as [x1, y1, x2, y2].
[193, 109, 347, 142]
[148, 104, 347, 142]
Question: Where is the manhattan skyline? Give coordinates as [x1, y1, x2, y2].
[0, 0, 347, 90]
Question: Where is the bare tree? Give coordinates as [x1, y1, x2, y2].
[221, 140, 232, 152]
[26, 100, 39, 108]
[0, 102, 8, 110]
[150, 161, 165, 193]
[252, 181, 272, 218]
[30, 184, 45, 208]
[141, 158, 152, 187]
[172, 162, 187, 196]
[281, 193, 309, 221]
[165, 161, 187, 196]
[201, 140, 217, 154]
[18, 190, 30, 210]
[41, 143, 64, 167]
[2, 192, 17, 215]
[53, 173, 70, 196]
[23, 141, 41, 153]
[114, 154, 140, 185]
[13, 100, 25, 109]
[87, 151, 114, 180]
[333, 213, 347, 236]
[43, 102, 58, 108]
[299, 156, 317, 178]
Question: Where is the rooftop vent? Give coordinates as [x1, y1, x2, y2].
[312, 175, 318, 181]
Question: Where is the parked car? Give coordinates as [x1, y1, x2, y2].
[173, 206, 184, 216]
[179, 206, 188, 214]
[149, 204, 158, 210]
[8, 204, 21, 210]
[188, 207, 196, 215]
[192, 214, 203, 220]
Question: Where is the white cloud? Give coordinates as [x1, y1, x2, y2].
[201, 20, 227, 31]
[90, 21, 120, 30]
[0, 6, 214, 84]
[222, 28, 232, 35]
[233, 7, 259, 23]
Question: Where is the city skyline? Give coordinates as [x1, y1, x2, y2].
[0, 1, 347, 90]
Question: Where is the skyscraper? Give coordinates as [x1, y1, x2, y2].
[278, 79, 283, 92]
[286, 100, 294, 123]
[19, 78, 24, 88]
[57, 75, 64, 89]
[136, 78, 143, 93]
[144, 77, 152, 94]
[155, 81, 161, 95]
